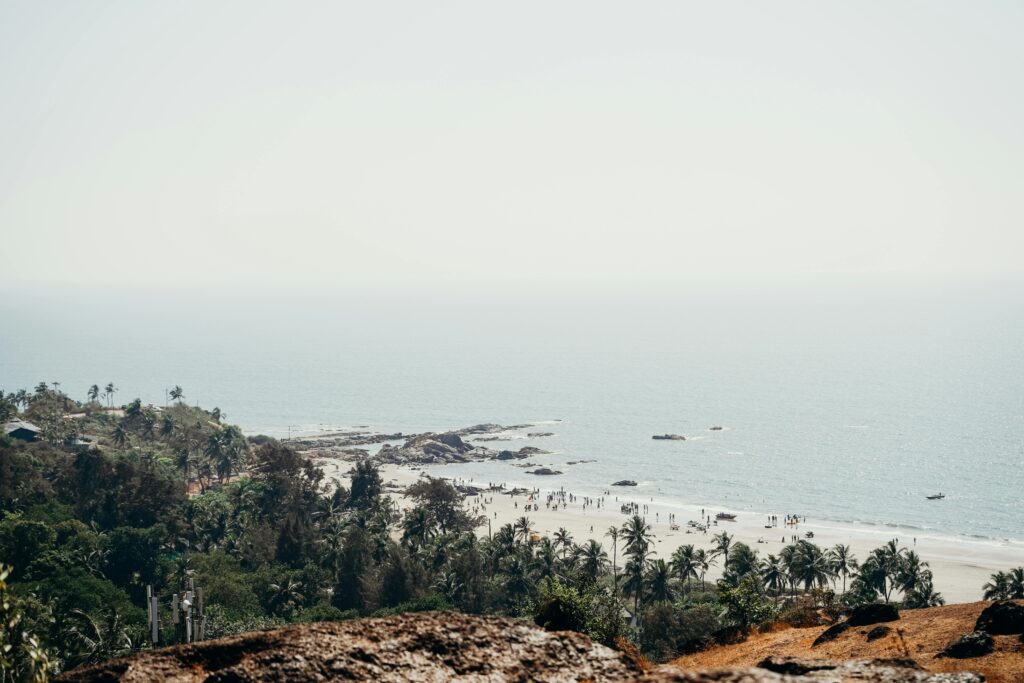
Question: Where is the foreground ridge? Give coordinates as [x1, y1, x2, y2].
[55, 611, 989, 683]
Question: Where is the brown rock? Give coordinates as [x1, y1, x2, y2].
[57, 612, 642, 683]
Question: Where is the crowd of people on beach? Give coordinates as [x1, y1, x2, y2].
[443, 476, 876, 555]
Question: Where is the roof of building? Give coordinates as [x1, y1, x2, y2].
[3, 418, 41, 434]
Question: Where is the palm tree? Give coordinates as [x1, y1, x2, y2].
[870, 540, 906, 603]
[896, 551, 931, 597]
[983, 570, 1012, 600]
[61, 608, 133, 667]
[828, 544, 856, 593]
[620, 515, 654, 557]
[791, 540, 834, 591]
[87, 384, 100, 403]
[104, 383, 117, 407]
[670, 544, 697, 593]
[712, 531, 734, 567]
[531, 538, 560, 582]
[622, 550, 650, 620]
[1009, 567, 1024, 599]
[606, 526, 620, 591]
[267, 577, 304, 617]
[578, 539, 609, 583]
[645, 559, 675, 603]
[169, 555, 194, 589]
[694, 548, 713, 589]
[501, 555, 532, 599]
[160, 415, 175, 438]
[402, 507, 435, 548]
[905, 577, 945, 608]
[513, 516, 533, 544]
[170, 385, 185, 404]
[554, 527, 574, 559]
[112, 423, 129, 448]
[760, 554, 786, 601]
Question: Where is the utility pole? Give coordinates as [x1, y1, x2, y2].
[170, 579, 206, 644]
[146, 585, 160, 645]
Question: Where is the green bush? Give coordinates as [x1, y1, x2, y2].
[639, 602, 722, 661]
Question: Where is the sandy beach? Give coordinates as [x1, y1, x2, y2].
[318, 461, 1024, 604]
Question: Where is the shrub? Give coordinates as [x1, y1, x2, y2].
[717, 577, 778, 629]
[639, 602, 722, 661]
[0, 564, 53, 682]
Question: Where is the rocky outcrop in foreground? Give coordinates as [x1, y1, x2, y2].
[57, 612, 988, 683]
[58, 612, 638, 683]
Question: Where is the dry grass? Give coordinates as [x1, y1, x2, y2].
[670, 601, 1024, 683]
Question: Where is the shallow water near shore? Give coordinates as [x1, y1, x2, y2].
[2, 281, 1023, 546]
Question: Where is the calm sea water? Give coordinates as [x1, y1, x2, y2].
[2, 281, 1022, 542]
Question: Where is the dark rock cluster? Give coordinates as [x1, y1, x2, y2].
[938, 631, 994, 659]
[974, 600, 1024, 635]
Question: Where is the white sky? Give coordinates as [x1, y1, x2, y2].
[1, 2, 1022, 288]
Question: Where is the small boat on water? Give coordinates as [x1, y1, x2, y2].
[926, 493, 945, 500]
[715, 512, 737, 521]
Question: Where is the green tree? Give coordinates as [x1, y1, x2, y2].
[347, 461, 382, 510]
[760, 554, 786, 601]
[605, 526, 619, 592]
[553, 527, 573, 559]
[670, 544, 698, 593]
[513, 516, 532, 544]
[693, 548, 713, 589]
[712, 531, 734, 568]
[0, 564, 52, 682]
[577, 539, 609, 584]
[169, 386, 185, 404]
[87, 385, 100, 403]
[828, 544, 856, 593]
[717, 576, 777, 629]
[620, 515, 653, 557]
[645, 559, 674, 604]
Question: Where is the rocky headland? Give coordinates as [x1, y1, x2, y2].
[287, 423, 554, 466]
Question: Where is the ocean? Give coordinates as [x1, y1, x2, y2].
[2, 280, 1022, 544]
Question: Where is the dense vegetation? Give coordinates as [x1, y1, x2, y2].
[1, 385, 1021, 681]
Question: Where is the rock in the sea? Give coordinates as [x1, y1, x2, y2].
[846, 602, 900, 626]
[866, 625, 891, 641]
[527, 468, 562, 475]
[528, 431, 555, 437]
[612, 480, 638, 486]
[496, 450, 525, 460]
[652, 434, 686, 440]
[812, 621, 850, 647]
[938, 631, 994, 659]
[708, 426, 724, 431]
[974, 599, 1024, 635]
[436, 432, 466, 450]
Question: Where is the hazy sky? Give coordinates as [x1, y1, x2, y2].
[2, 2, 1022, 288]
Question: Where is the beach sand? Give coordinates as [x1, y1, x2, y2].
[319, 461, 1024, 604]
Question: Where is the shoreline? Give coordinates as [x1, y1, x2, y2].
[317, 460, 1024, 605]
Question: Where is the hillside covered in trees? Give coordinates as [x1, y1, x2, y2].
[1, 385, 1022, 681]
